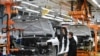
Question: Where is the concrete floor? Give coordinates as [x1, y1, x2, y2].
[58, 54, 64, 56]
[11, 51, 100, 56]
[33, 54, 64, 56]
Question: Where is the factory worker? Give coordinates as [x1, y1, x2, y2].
[67, 32, 77, 56]
[64, 32, 78, 56]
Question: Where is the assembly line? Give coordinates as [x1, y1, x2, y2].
[0, 0, 100, 56]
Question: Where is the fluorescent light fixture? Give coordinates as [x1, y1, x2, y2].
[55, 17, 64, 21]
[42, 15, 64, 21]
[55, 19, 63, 21]
[61, 22, 75, 25]
[22, 1, 39, 8]
[56, 17, 64, 20]
[13, 6, 23, 9]
[42, 7, 54, 12]
[42, 16, 63, 21]
[22, 1, 54, 12]
[62, 14, 71, 18]
[42, 16, 54, 20]
[92, 0, 100, 7]
[26, 9, 40, 13]
[46, 14, 54, 17]
[13, 0, 21, 2]
[14, 2, 64, 22]
[14, 6, 40, 13]
[61, 14, 67, 16]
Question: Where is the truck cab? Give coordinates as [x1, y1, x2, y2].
[67, 25, 93, 51]
[10, 17, 68, 56]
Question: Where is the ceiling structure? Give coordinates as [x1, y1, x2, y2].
[13, 0, 100, 22]
[19, 0, 72, 15]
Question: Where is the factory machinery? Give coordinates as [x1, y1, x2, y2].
[0, 0, 22, 56]
[0, 0, 69, 56]
[69, 0, 100, 56]
[0, 0, 100, 56]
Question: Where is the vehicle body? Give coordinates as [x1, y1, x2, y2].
[7, 17, 68, 56]
[67, 25, 93, 50]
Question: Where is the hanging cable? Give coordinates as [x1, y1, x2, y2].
[71, 0, 74, 11]
[0, 4, 5, 18]
[89, 4, 91, 15]
[59, 3, 62, 17]
[0, 4, 8, 34]
[0, 4, 5, 24]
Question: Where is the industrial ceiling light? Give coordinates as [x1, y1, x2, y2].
[62, 14, 71, 18]
[21, 1, 71, 18]
[42, 16, 63, 22]
[56, 17, 64, 20]
[13, 5, 65, 21]
[46, 14, 54, 17]
[13, 0, 21, 2]
[54, 18, 63, 21]
[13, 6, 23, 9]
[13, 6, 63, 21]
[26, 9, 40, 13]
[13, 6, 40, 13]
[92, 0, 100, 7]
[14, 6, 54, 16]
[42, 16, 54, 20]
[22, 1, 39, 8]
[22, 1, 54, 12]
[42, 7, 54, 12]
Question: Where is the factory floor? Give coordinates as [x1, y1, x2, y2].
[91, 53, 100, 56]
[11, 53, 100, 56]
[76, 52, 100, 56]
[59, 54, 100, 56]
[58, 52, 100, 56]
[96, 53, 100, 56]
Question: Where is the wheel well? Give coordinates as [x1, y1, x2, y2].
[55, 45, 57, 48]
[55, 45, 58, 55]
[55, 45, 58, 50]
[47, 42, 58, 50]
[48, 42, 52, 46]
